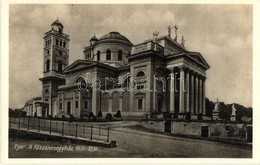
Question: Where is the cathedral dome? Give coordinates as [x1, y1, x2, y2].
[97, 32, 132, 46]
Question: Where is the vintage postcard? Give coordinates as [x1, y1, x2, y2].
[1, 1, 260, 165]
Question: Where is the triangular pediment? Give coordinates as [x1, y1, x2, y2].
[63, 60, 95, 73]
[187, 52, 210, 69]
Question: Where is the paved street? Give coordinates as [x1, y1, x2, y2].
[9, 119, 251, 158]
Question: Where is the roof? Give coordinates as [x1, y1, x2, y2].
[89, 35, 98, 42]
[51, 19, 63, 28]
[96, 32, 133, 46]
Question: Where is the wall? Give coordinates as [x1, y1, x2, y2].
[140, 120, 250, 140]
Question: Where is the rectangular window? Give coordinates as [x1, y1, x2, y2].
[84, 101, 88, 109]
[75, 101, 78, 108]
[59, 103, 62, 109]
[137, 98, 143, 110]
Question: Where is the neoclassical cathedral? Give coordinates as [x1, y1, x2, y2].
[23, 20, 210, 119]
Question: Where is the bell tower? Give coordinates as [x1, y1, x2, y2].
[39, 19, 70, 116]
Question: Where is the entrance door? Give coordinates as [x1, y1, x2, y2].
[67, 102, 71, 114]
[164, 121, 171, 133]
[201, 126, 209, 137]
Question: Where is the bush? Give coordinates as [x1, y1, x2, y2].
[88, 112, 94, 119]
[173, 113, 178, 119]
[185, 112, 191, 120]
[106, 113, 113, 121]
[197, 113, 203, 120]
[97, 111, 103, 118]
[114, 110, 121, 118]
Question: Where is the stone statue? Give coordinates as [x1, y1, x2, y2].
[153, 31, 159, 41]
[213, 99, 220, 112]
[231, 104, 237, 116]
[174, 24, 178, 41]
[181, 36, 185, 47]
[168, 26, 172, 38]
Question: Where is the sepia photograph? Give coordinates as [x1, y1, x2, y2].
[2, 2, 258, 163]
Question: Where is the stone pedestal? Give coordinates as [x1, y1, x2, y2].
[230, 115, 236, 121]
[212, 111, 219, 120]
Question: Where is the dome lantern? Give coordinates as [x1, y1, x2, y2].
[51, 19, 64, 33]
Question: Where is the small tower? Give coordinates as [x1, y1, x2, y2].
[39, 19, 70, 116]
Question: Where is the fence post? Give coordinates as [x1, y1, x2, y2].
[90, 125, 93, 140]
[18, 116, 20, 129]
[49, 119, 52, 134]
[107, 127, 110, 143]
[38, 118, 40, 132]
[62, 122, 64, 136]
[83, 124, 85, 134]
[76, 123, 78, 138]
[9, 117, 11, 128]
[99, 126, 101, 137]
[28, 117, 30, 130]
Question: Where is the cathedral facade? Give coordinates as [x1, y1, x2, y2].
[23, 20, 210, 119]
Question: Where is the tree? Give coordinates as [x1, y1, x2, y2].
[205, 97, 214, 117]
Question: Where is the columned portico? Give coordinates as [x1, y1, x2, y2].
[168, 65, 207, 117]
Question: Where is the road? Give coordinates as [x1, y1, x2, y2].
[9, 118, 251, 158]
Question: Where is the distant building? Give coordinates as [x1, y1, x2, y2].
[23, 20, 210, 119]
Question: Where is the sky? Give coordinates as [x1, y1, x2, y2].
[8, 4, 252, 108]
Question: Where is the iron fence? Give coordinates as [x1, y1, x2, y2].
[9, 116, 110, 143]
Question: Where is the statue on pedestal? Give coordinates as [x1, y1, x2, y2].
[212, 99, 220, 120]
[230, 104, 237, 121]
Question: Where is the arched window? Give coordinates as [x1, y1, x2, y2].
[56, 39, 59, 45]
[76, 77, 87, 89]
[97, 51, 100, 61]
[45, 89, 49, 94]
[118, 50, 122, 60]
[46, 60, 50, 71]
[63, 42, 66, 48]
[59, 40, 62, 47]
[106, 50, 111, 60]
[136, 71, 145, 77]
[58, 60, 63, 73]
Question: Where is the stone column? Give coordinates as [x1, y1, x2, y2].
[108, 96, 113, 113]
[62, 93, 65, 112]
[190, 72, 194, 114]
[119, 96, 123, 112]
[185, 70, 190, 113]
[195, 74, 199, 114]
[170, 71, 175, 112]
[179, 67, 185, 113]
[202, 78, 206, 115]
[78, 91, 82, 116]
[57, 94, 60, 114]
[199, 77, 203, 114]
[73, 91, 76, 116]
[92, 89, 97, 115]
[153, 74, 157, 113]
